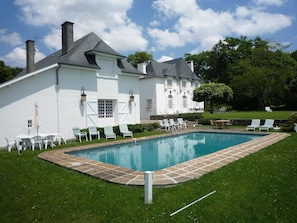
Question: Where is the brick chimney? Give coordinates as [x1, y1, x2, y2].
[26, 40, 35, 73]
[61, 21, 74, 55]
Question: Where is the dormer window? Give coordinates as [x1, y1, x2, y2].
[181, 80, 187, 90]
[97, 58, 116, 77]
[167, 79, 172, 89]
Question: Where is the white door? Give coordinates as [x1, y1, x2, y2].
[86, 100, 98, 126]
[118, 100, 129, 124]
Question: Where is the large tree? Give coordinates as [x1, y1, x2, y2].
[127, 51, 153, 68]
[0, 60, 23, 83]
[186, 36, 297, 110]
[193, 83, 233, 113]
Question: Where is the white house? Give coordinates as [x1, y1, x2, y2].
[0, 21, 142, 147]
[138, 59, 204, 120]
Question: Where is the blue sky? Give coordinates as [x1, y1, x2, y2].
[0, 0, 296, 67]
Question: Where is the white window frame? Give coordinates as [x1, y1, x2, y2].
[182, 95, 187, 108]
[98, 100, 113, 118]
[181, 80, 187, 90]
[146, 99, 152, 109]
[168, 95, 173, 109]
[167, 79, 173, 89]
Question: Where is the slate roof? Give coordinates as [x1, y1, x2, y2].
[17, 32, 142, 77]
[145, 58, 199, 80]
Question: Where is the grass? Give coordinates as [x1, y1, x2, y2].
[1, 129, 297, 222]
[203, 110, 295, 120]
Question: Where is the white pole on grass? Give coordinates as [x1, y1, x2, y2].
[144, 171, 153, 204]
[170, 190, 216, 217]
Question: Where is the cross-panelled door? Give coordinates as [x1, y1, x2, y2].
[86, 100, 98, 126]
[118, 99, 129, 124]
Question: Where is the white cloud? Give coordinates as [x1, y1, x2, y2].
[3, 46, 46, 68]
[4, 47, 26, 67]
[234, 6, 293, 35]
[148, 0, 293, 52]
[253, 0, 285, 7]
[157, 55, 174, 62]
[0, 29, 23, 47]
[14, 0, 148, 52]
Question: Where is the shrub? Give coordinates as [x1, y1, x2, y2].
[129, 124, 145, 133]
[281, 112, 297, 132]
[178, 113, 204, 121]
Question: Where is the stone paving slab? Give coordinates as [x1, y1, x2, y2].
[38, 129, 289, 186]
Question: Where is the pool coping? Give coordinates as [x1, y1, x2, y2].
[38, 129, 290, 186]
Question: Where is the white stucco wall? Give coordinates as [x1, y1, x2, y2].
[139, 76, 204, 119]
[0, 64, 141, 148]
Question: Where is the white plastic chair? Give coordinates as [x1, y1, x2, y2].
[246, 119, 260, 131]
[72, 127, 88, 142]
[177, 118, 188, 129]
[169, 119, 178, 131]
[5, 138, 16, 152]
[43, 135, 55, 149]
[31, 135, 43, 151]
[265, 106, 273, 112]
[88, 126, 100, 140]
[104, 126, 116, 140]
[259, 119, 274, 131]
[119, 124, 133, 138]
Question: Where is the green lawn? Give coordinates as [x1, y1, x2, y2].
[1, 131, 297, 222]
[203, 110, 295, 120]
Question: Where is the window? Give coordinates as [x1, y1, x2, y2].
[167, 79, 172, 89]
[168, 95, 173, 109]
[181, 81, 187, 90]
[146, 99, 152, 109]
[97, 58, 116, 77]
[98, 100, 113, 118]
[182, 95, 187, 108]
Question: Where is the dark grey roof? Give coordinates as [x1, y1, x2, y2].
[146, 61, 177, 77]
[117, 59, 143, 75]
[16, 32, 142, 77]
[144, 58, 199, 80]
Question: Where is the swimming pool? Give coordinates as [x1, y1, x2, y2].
[68, 132, 263, 171]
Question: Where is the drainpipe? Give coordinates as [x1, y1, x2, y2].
[55, 64, 61, 139]
[56, 64, 61, 85]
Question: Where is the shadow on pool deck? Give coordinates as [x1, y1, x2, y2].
[38, 128, 289, 186]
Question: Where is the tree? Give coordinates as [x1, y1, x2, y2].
[127, 51, 153, 67]
[193, 83, 233, 113]
[0, 60, 23, 83]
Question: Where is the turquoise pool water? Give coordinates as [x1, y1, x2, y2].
[68, 132, 263, 171]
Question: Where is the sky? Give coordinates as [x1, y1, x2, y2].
[0, 0, 296, 68]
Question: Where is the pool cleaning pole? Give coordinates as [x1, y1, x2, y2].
[144, 171, 153, 204]
[170, 190, 216, 216]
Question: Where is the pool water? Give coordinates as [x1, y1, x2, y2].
[68, 132, 263, 171]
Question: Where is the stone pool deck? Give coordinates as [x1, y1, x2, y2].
[38, 129, 289, 186]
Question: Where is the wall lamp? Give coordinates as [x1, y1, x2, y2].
[129, 90, 134, 103]
[81, 87, 87, 101]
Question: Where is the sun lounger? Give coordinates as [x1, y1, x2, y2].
[259, 119, 274, 131]
[246, 119, 260, 131]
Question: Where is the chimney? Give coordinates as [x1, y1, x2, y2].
[26, 40, 35, 73]
[187, 60, 194, 72]
[137, 61, 149, 74]
[61, 21, 74, 55]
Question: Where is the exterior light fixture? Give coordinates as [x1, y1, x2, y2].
[129, 90, 134, 103]
[81, 87, 86, 101]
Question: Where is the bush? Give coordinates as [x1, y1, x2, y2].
[129, 124, 145, 133]
[281, 112, 297, 132]
[178, 113, 204, 121]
